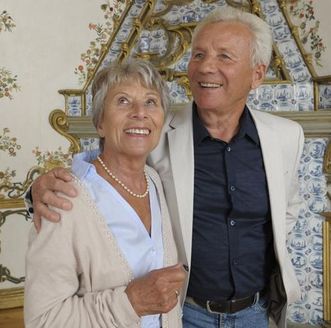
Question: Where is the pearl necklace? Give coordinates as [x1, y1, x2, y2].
[97, 156, 149, 198]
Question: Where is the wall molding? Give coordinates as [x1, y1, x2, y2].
[50, 108, 331, 154]
[0, 287, 23, 309]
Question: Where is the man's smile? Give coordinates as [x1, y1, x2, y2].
[199, 82, 223, 88]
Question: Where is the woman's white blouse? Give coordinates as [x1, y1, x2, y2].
[72, 151, 164, 328]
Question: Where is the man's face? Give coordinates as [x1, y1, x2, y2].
[188, 21, 266, 115]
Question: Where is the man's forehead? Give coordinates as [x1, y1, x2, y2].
[193, 21, 252, 45]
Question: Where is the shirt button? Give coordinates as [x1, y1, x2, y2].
[226, 146, 231, 152]
[230, 185, 236, 192]
[230, 219, 236, 226]
[232, 258, 239, 265]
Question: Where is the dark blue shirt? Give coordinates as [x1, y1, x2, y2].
[187, 104, 275, 301]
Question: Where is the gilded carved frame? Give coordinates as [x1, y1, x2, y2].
[322, 213, 331, 326]
[0, 166, 43, 309]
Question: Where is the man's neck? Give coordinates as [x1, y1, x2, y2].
[196, 105, 246, 142]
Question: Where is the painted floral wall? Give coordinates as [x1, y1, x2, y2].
[1, 0, 331, 326]
[288, 0, 331, 76]
[0, 0, 120, 297]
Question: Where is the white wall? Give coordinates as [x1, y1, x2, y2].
[0, 0, 117, 291]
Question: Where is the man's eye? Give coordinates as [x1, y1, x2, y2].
[193, 53, 203, 59]
[220, 54, 231, 60]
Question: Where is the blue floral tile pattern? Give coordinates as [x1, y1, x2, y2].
[67, 96, 82, 116]
[287, 138, 328, 325]
[319, 85, 331, 109]
[80, 137, 100, 151]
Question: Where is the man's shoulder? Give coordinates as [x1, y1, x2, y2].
[250, 108, 302, 129]
[169, 103, 190, 113]
[165, 102, 192, 124]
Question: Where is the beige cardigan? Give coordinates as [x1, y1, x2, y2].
[24, 166, 182, 328]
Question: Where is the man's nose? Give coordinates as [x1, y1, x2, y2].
[198, 56, 218, 73]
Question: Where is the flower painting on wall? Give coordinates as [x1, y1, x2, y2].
[74, 1, 126, 85]
[287, 0, 331, 76]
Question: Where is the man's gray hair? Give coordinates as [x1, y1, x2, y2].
[91, 59, 169, 150]
[192, 7, 273, 68]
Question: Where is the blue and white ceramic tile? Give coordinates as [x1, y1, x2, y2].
[287, 138, 328, 325]
[260, 0, 313, 110]
[67, 96, 82, 116]
[310, 305, 324, 325]
[295, 83, 314, 111]
[80, 137, 100, 152]
[171, 52, 190, 72]
[149, 29, 168, 56]
[275, 84, 294, 110]
[266, 66, 277, 79]
[289, 305, 309, 323]
[137, 32, 151, 53]
[86, 85, 93, 116]
[248, 85, 276, 111]
[167, 81, 190, 104]
[319, 85, 331, 109]
[154, 1, 167, 14]
[309, 270, 323, 289]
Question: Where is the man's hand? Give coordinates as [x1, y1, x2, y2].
[125, 263, 187, 316]
[32, 167, 77, 231]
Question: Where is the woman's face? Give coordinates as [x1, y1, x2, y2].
[97, 78, 165, 161]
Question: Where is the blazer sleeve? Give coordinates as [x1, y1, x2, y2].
[285, 123, 305, 234]
[24, 202, 140, 328]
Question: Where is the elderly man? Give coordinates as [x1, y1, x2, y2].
[28, 7, 303, 328]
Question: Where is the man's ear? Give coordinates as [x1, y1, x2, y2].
[251, 64, 267, 90]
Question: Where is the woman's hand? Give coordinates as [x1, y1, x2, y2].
[31, 167, 77, 231]
[125, 263, 187, 316]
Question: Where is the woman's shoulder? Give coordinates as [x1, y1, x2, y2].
[67, 174, 89, 200]
[49, 175, 106, 239]
[57, 174, 97, 217]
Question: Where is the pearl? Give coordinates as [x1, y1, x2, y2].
[97, 156, 149, 198]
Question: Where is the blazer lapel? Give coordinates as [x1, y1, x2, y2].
[250, 110, 287, 256]
[166, 103, 195, 264]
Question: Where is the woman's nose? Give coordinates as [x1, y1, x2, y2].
[131, 102, 147, 119]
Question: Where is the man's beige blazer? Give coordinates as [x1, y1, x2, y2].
[149, 102, 305, 328]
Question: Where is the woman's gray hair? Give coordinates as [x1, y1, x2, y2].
[192, 7, 273, 68]
[91, 59, 169, 150]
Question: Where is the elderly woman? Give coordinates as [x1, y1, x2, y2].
[24, 59, 186, 328]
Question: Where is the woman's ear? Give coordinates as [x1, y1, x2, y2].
[97, 120, 105, 138]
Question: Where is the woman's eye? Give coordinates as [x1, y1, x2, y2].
[146, 98, 157, 106]
[118, 97, 129, 104]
